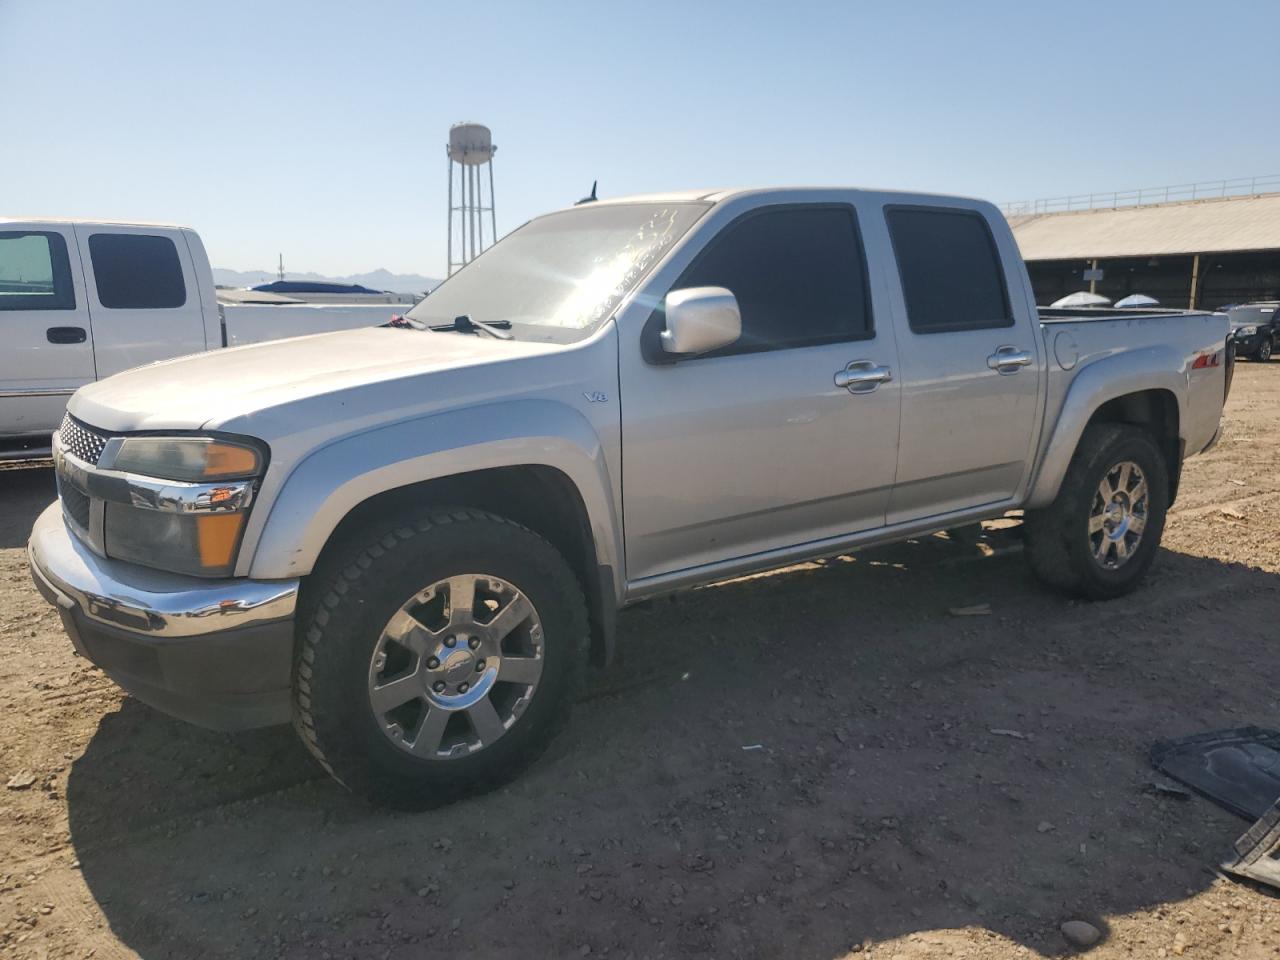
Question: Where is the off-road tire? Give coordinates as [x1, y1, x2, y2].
[292, 507, 588, 809]
[1024, 424, 1169, 600]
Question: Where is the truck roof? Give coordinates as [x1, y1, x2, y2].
[580, 185, 988, 209]
[0, 216, 192, 230]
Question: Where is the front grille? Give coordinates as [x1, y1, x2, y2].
[58, 414, 108, 465]
[61, 482, 92, 531]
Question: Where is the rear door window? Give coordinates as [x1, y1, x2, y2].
[88, 233, 187, 309]
[0, 231, 76, 311]
[886, 207, 1012, 333]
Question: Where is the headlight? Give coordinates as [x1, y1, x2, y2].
[112, 437, 261, 481]
[99, 435, 265, 577]
[1236, 325, 1258, 337]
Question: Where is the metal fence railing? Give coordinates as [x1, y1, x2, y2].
[1002, 174, 1280, 216]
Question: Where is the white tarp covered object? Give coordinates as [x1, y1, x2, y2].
[1114, 294, 1161, 308]
[1050, 291, 1112, 308]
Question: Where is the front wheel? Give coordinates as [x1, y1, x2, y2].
[293, 507, 588, 809]
[1024, 424, 1169, 600]
[1257, 338, 1273, 362]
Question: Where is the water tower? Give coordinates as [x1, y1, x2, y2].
[447, 122, 497, 276]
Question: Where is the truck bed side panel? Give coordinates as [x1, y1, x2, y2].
[1027, 311, 1228, 507]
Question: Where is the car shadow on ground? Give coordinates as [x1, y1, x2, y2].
[0, 464, 54, 549]
[58, 513, 1279, 959]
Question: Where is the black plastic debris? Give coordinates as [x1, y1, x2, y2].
[1221, 798, 1280, 888]
[1150, 727, 1280, 821]
[1150, 727, 1280, 891]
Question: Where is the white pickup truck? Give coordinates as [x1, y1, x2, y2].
[27, 188, 1232, 808]
[0, 219, 402, 458]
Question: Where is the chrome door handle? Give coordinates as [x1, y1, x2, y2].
[835, 360, 893, 394]
[987, 346, 1033, 374]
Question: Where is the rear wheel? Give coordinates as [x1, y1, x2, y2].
[1257, 338, 1273, 362]
[293, 507, 588, 809]
[1024, 424, 1168, 599]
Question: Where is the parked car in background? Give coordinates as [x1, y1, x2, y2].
[1224, 301, 1279, 361]
[0, 219, 407, 459]
[29, 187, 1232, 807]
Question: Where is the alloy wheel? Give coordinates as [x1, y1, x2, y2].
[367, 574, 544, 758]
[1088, 460, 1148, 569]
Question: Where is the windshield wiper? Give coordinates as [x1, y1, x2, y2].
[428, 314, 513, 340]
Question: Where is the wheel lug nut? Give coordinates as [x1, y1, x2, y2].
[427, 657, 440, 669]
[444, 636, 456, 648]
[475, 659, 486, 671]
[468, 637, 479, 649]
[459, 682, 469, 693]
[432, 681, 446, 693]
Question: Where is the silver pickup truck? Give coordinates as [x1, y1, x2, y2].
[28, 187, 1231, 807]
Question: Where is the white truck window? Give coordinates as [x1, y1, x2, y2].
[0, 231, 76, 311]
[676, 205, 872, 355]
[87, 233, 187, 309]
[886, 206, 1013, 334]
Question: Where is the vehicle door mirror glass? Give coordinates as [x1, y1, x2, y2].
[661, 286, 741, 356]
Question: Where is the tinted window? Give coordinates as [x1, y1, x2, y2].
[676, 206, 871, 354]
[88, 233, 186, 309]
[887, 207, 1012, 333]
[0, 231, 76, 311]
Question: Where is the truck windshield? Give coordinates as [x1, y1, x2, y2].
[406, 202, 708, 341]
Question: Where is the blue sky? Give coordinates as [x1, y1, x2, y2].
[3, 0, 1277, 277]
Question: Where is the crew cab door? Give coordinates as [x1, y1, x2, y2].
[879, 203, 1043, 523]
[74, 226, 208, 378]
[619, 202, 901, 582]
[0, 226, 93, 441]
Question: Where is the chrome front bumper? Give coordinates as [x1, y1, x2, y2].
[28, 503, 300, 729]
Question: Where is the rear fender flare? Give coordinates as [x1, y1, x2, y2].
[1026, 346, 1186, 508]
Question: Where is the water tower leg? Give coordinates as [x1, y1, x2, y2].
[469, 165, 479, 263]
[447, 156, 454, 276]
[488, 160, 497, 246]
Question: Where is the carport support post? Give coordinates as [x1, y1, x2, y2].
[1089, 259, 1099, 295]
[1189, 253, 1201, 309]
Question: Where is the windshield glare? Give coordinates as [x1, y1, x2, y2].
[407, 202, 707, 340]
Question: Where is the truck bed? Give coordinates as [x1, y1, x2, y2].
[220, 303, 403, 347]
[1038, 306, 1210, 323]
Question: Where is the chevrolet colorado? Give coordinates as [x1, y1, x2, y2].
[28, 188, 1231, 807]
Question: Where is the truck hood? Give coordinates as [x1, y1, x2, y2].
[69, 327, 563, 434]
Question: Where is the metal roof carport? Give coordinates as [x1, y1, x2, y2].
[1007, 193, 1280, 308]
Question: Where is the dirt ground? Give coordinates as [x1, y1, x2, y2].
[2, 365, 1279, 960]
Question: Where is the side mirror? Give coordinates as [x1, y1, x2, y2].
[660, 286, 741, 356]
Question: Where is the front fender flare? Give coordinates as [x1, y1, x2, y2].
[1025, 346, 1186, 509]
[244, 400, 621, 594]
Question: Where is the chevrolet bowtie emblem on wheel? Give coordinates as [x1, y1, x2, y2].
[583, 391, 608, 403]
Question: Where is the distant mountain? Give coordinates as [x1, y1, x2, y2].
[213, 267, 440, 294]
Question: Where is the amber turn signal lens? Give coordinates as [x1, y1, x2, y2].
[196, 513, 246, 569]
[203, 443, 261, 478]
